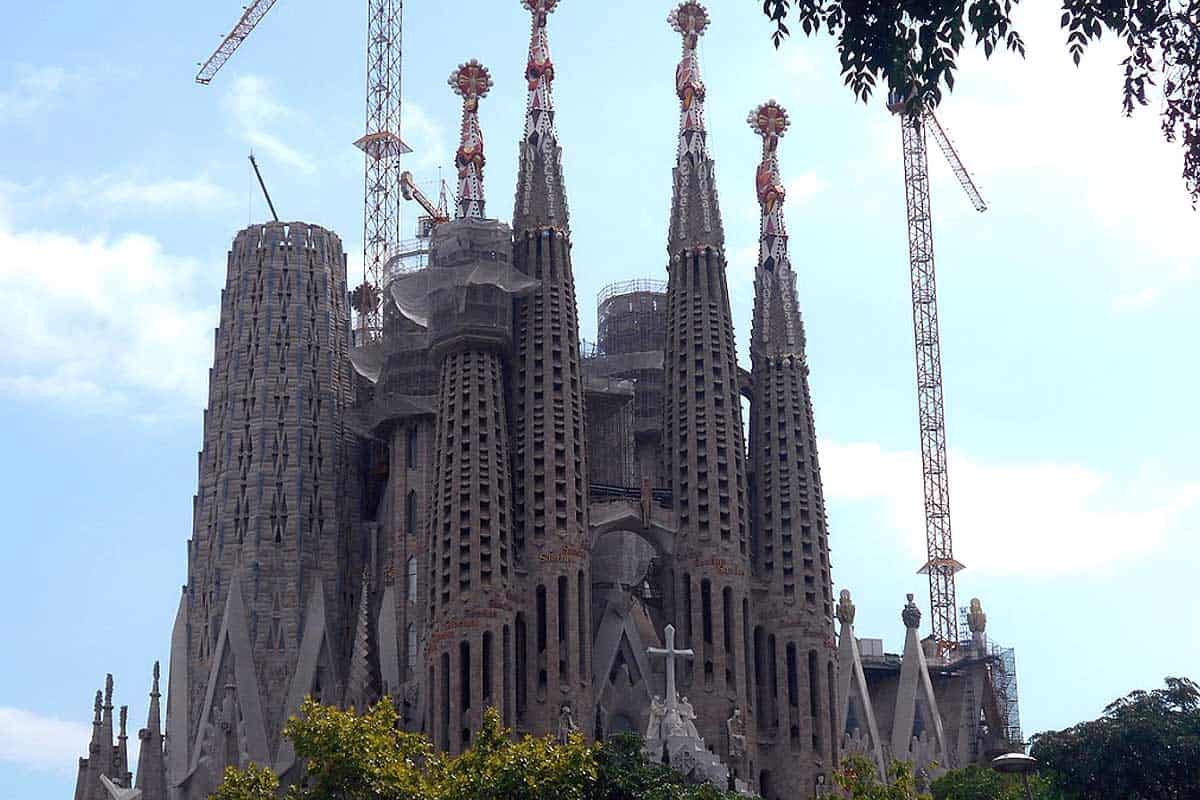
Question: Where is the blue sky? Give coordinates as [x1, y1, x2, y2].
[1, 1, 1197, 796]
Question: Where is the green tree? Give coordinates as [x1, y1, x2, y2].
[756, 0, 1200, 202]
[930, 764, 1058, 800]
[210, 700, 743, 800]
[210, 764, 280, 800]
[587, 732, 737, 800]
[835, 755, 932, 800]
[1029, 676, 1200, 800]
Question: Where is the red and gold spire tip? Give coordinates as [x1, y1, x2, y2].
[449, 60, 493, 220]
[748, 99, 791, 142]
[668, 1, 710, 46]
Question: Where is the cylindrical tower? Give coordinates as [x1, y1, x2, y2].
[595, 279, 668, 486]
[422, 62, 520, 755]
[661, 1, 754, 763]
[510, 0, 595, 738]
[746, 100, 838, 796]
[168, 221, 355, 797]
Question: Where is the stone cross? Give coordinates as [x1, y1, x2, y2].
[647, 624, 694, 712]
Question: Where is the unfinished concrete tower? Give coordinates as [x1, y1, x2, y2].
[166, 221, 355, 797]
[661, 1, 754, 749]
[746, 100, 839, 794]
[423, 61, 523, 754]
[510, 0, 594, 737]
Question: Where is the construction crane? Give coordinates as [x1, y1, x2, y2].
[352, 0, 410, 344]
[400, 170, 450, 231]
[195, 0, 280, 85]
[248, 153, 280, 222]
[888, 94, 987, 660]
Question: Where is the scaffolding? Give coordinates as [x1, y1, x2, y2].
[597, 279, 668, 356]
[958, 606, 1023, 749]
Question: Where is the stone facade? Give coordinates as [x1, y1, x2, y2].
[70, 4, 1021, 800]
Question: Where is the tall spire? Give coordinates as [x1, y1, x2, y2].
[449, 60, 493, 220]
[745, 98, 839, 788]
[660, 1, 751, 752]
[514, 0, 569, 230]
[510, 0, 594, 739]
[135, 662, 168, 800]
[345, 571, 373, 712]
[748, 100, 805, 358]
[667, 1, 722, 248]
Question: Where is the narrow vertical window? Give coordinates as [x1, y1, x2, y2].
[682, 573, 693, 644]
[786, 643, 799, 708]
[808, 649, 821, 752]
[557, 575, 569, 682]
[406, 623, 417, 671]
[503, 625, 513, 727]
[482, 631, 494, 706]
[577, 570, 586, 679]
[406, 556, 417, 604]
[460, 640, 472, 745]
[406, 490, 417, 535]
[440, 653, 450, 750]
[406, 426, 417, 469]
[701, 579, 713, 644]
[515, 614, 527, 715]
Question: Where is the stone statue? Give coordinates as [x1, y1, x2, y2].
[646, 695, 666, 739]
[677, 696, 700, 740]
[967, 598, 987, 635]
[837, 589, 856, 626]
[901, 593, 922, 629]
[726, 707, 747, 759]
[557, 703, 578, 744]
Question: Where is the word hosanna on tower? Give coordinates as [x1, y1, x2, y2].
[71, 3, 1024, 799]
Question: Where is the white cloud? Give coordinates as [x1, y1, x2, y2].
[821, 440, 1200, 577]
[786, 170, 826, 206]
[0, 707, 92, 773]
[933, 3, 1198, 303]
[401, 99, 449, 172]
[0, 65, 76, 123]
[46, 175, 235, 215]
[226, 75, 314, 174]
[0, 212, 216, 414]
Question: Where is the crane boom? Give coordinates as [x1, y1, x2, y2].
[924, 110, 988, 213]
[894, 103, 984, 659]
[196, 0, 280, 85]
[248, 153, 279, 222]
[400, 170, 450, 224]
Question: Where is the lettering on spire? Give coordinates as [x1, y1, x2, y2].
[516, 0, 568, 227]
[449, 60, 493, 220]
[748, 99, 804, 354]
[667, 2, 718, 244]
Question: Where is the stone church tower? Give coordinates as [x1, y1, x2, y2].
[164, 221, 358, 798]
[67, 3, 886, 799]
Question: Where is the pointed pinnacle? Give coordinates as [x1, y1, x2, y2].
[119, 706, 128, 738]
[104, 674, 114, 707]
[93, 690, 103, 722]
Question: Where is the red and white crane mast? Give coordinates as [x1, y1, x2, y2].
[890, 95, 986, 659]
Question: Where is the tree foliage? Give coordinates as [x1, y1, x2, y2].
[758, 0, 1200, 201]
[835, 755, 932, 800]
[930, 764, 1058, 800]
[210, 700, 743, 800]
[1029, 676, 1200, 800]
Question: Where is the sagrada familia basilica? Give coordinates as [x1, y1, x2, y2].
[71, 3, 1021, 799]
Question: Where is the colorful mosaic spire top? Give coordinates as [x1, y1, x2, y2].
[522, 0, 558, 149]
[669, 2, 710, 166]
[449, 59, 493, 219]
[749, 100, 792, 273]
